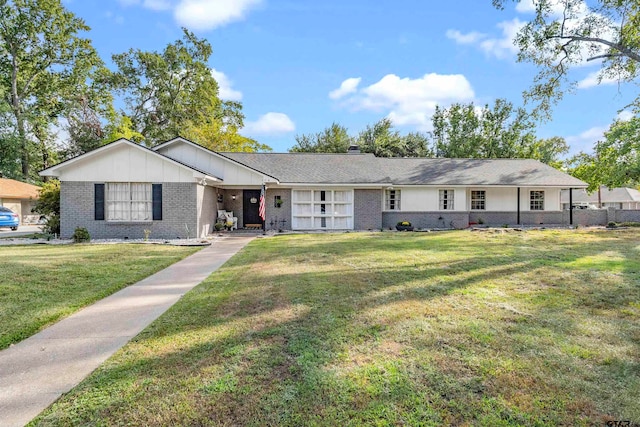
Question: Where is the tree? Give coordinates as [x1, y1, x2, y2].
[290, 123, 353, 153]
[357, 118, 432, 157]
[431, 99, 568, 164]
[111, 28, 260, 150]
[290, 119, 432, 157]
[32, 179, 60, 234]
[493, 0, 640, 116]
[0, 0, 107, 180]
[568, 115, 640, 190]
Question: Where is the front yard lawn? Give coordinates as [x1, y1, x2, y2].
[34, 230, 640, 426]
[0, 244, 200, 350]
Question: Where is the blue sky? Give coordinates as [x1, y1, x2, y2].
[63, 0, 636, 154]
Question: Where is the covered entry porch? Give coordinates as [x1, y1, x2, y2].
[214, 187, 264, 231]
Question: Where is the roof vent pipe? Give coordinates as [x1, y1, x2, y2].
[347, 144, 360, 154]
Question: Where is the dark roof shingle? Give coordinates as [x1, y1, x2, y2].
[221, 153, 586, 187]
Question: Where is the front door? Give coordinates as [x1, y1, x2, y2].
[243, 190, 262, 227]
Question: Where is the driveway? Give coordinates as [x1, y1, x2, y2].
[0, 224, 42, 238]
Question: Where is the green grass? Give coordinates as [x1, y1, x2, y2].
[33, 230, 640, 426]
[0, 244, 200, 349]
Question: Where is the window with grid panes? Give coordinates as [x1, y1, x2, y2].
[470, 190, 486, 210]
[530, 190, 544, 211]
[439, 189, 454, 210]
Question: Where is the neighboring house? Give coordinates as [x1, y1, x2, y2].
[40, 137, 587, 239]
[561, 186, 640, 210]
[0, 177, 40, 224]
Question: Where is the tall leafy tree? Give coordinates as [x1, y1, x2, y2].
[290, 123, 353, 153]
[493, 0, 640, 116]
[568, 115, 640, 190]
[432, 99, 568, 163]
[111, 28, 260, 150]
[357, 118, 431, 157]
[290, 119, 432, 157]
[0, 0, 106, 180]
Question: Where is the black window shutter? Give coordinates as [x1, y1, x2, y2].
[95, 184, 105, 221]
[152, 184, 162, 220]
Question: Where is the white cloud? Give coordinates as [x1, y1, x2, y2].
[617, 110, 634, 121]
[243, 113, 295, 136]
[337, 73, 475, 130]
[210, 69, 242, 101]
[566, 126, 607, 154]
[479, 19, 524, 59]
[174, 0, 262, 31]
[577, 70, 621, 89]
[328, 77, 361, 100]
[445, 29, 486, 45]
[447, 19, 524, 59]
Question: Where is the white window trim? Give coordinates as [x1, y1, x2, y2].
[439, 189, 455, 210]
[470, 190, 486, 211]
[530, 190, 545, 211]
[384, 189, 401, 211]
[106, 182, 152, 222]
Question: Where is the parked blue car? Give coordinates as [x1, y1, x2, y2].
[0, 206, 19, 230]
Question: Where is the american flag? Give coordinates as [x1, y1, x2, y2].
[258, 185, 266, 221]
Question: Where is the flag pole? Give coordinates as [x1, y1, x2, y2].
[260, 184, 266, 235]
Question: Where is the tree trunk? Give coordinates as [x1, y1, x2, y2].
[10, 48, 29, 180]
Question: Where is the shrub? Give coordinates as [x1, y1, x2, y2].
[214, 223, 224, 231]
[33, 180, 60, 235]
[397, 221, 412, 227]
[607, 221, 617, 228]
[72, 227, 90, 243]
[42, 215, 60, 235]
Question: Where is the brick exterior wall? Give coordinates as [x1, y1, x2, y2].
[470, 211, 563, 226]
[61, 182, 198, 239]
[612, 209, 640, 223]
[562, 209, 608, 226]
[354, 189, 382, 230]
[266, 188, 292, 231]
[382, 212, 469, 229]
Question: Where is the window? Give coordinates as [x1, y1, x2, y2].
[530, 190, 544, 211]
[292, 189, 353, 230]
[385, 189, 401, 210]
[471, 190, 486, 210]
[106, 183, 152, 221]
[439, 189, 454, 210]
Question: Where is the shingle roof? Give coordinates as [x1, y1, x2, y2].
[560, 186, 640, 203]
[0, 178, 41, 199]
[381, 158, 586, 186]
[221, 153, 586, 187]
[221, 152, 391, 184]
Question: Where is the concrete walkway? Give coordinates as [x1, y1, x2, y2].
[0, 235, 255, 427]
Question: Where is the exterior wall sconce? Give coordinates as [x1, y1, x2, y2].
[232, 194, 236, 200]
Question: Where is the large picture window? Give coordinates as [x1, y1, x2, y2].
[106, 183, 152, 221]
[471, 190, 486, 210]
[385, 189, 401, 210]
[530, 190, 544, 211]
[439, 189, 454, 210]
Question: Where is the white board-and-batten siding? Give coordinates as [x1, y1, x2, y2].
[157, 144, 265, 186]
[55, 144, 197, 183]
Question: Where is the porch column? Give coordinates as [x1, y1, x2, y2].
[569, 188, 573, 225]
[517, 187, 521, 225]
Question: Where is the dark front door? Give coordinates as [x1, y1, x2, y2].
[243, 190, 262, 226]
